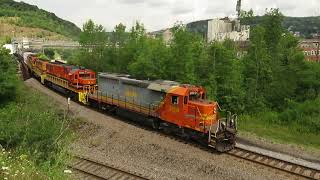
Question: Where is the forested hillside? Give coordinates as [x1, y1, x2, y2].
[0, 0, 81, 39]
[66, 9, 320, 149]
[240, 13, 320, 38]
[283, 16, 320, 38]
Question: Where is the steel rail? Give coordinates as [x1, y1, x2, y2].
[70, 155, 149, 180]
[228, 147, 320, 179]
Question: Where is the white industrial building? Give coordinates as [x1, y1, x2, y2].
[207, 18, 250, 42]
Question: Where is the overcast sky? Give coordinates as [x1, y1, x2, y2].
[20, 0, 320, 32]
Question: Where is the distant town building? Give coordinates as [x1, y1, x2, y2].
[162, 29, 173, 43]
[148, 0, 249, 44]
[147, 28, 172, 44]
[299, 39, 320, 62]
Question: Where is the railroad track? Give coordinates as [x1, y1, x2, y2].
[70, 155, 148, 180]
[228, 147, 320, 179]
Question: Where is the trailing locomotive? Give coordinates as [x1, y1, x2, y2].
[88, 73, 237, 152]
[24, 53, 97, 103]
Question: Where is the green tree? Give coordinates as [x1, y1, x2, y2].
[0, 47, 17, 104]
[202, 40, 244, 113]
[120, 21, 148, 73]
[109, 23, 128, 72]
[78, 19, 108, 71]
[169, 23, 206, 83]
[261, 8, 284, 58]
[128, 37, 169, 79]
[243, 26, 271, 111]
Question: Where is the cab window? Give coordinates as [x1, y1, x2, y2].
[75, 74, 78, 79]
[171, 96, 179, 105]
[184, 96, 188, 104]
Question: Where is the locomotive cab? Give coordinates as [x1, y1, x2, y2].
[71, 69, 97, 86]
[158, 85, 237, 152]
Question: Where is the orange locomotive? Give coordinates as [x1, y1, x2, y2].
[46, 63, 96, 89]
[89, 73, 237, 152]
[24, 53, 97, 103]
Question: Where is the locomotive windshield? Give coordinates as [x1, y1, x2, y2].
[79, 73, 94, 79]
[189, 91, 205, 101]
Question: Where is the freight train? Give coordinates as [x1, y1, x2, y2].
[22, 52, 237, 152]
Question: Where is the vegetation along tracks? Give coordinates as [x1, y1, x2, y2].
[70, 155, 149, 180]
[228, 147, 320, 179]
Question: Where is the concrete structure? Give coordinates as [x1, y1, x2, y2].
[147, 28, 172, 44]
[207, 18, 250, 42]
[299, 39, 320, 62]
[162, 29, 173, 43]
[150, 17, 250, 44]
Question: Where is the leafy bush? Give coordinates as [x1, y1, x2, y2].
[279, 99, 320, 134]
[0, 47, 17, 104]
[0, 85, 72, 178]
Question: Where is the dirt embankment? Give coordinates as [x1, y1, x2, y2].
[25, 78, 307, 180]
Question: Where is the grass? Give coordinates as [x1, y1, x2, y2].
[0, 83, 74, 179]
[0, 148, 44, 179]
[238, 112, 320, 150]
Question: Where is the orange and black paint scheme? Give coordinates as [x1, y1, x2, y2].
[156, 85, 237, 151]
[46, 63, 96, 89]
[87, 73, 237, 152]
[25, 53, 97, 103]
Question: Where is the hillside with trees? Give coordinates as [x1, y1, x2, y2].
[68, 9, 320, 149]
[0, 0, 81, 40]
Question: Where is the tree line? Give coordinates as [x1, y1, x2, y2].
[67, 9, 320, 133]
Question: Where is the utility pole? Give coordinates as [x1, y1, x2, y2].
[236, 0, 242, 18]
[317, 32, 319, 62]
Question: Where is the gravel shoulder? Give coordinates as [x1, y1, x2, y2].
[25, 78, 309, 180]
